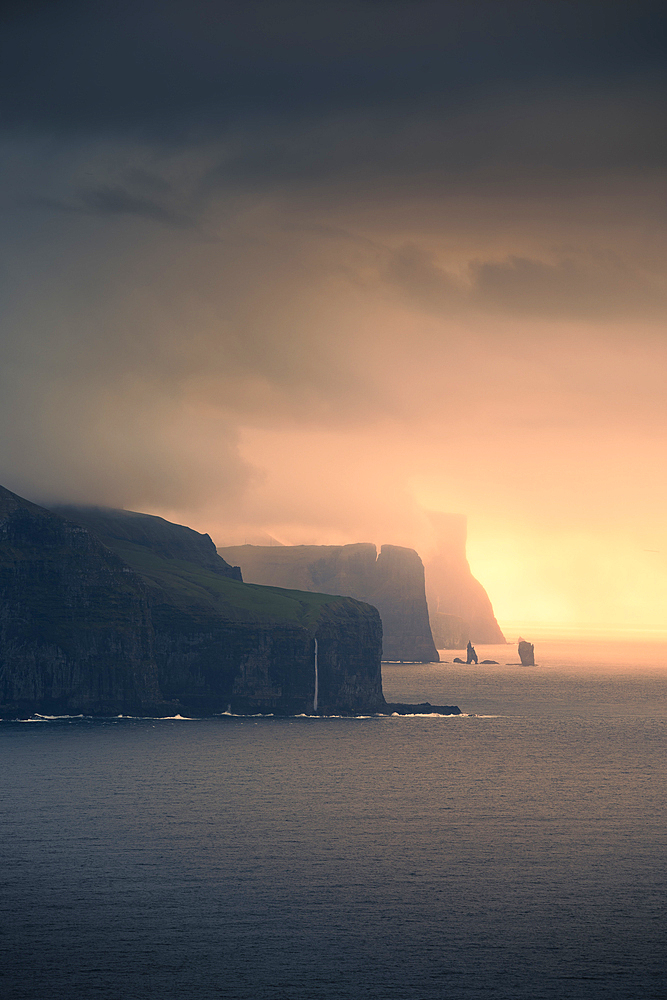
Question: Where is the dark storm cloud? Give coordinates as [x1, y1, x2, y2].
[386, 244, 667, 319]
[0, 0, 665, 520]
[2, 1, 664, 208]
[33, 185, 195, 228]
[1, 1, 665, 136]
[471, 254, 666, 318]
[78, 184, 191, 226]
[201, 83, 666, 201]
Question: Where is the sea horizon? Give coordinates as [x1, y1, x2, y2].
[497, 622, 667, 644]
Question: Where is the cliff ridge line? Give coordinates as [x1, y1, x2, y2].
[217, 541, 439, 663]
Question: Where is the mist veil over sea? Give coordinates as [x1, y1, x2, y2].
[2, 637, 666, 1000]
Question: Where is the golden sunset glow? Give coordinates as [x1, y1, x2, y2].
[2, 1, 665, 637]
[4, 8, 667, 1000]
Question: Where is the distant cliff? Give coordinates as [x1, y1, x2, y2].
[423, 513, 505, 645]
[0, 488, 385, 718]
[217, 543, 439, 663]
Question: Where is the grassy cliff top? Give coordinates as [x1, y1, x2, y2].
[112, 538, 356, 627]
[58, 508, 370, 630]
[55, 504, 240, 578]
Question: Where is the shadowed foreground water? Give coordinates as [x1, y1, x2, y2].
[1, 640, 666, 999]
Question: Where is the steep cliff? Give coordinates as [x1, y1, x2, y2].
[423, 513, 505, 645]
[0, 486, 164, 718]
[217, 542, 439, 663]
[55, 506, 386, 716]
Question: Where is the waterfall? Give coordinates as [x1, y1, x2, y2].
[313, 637, 319, 713]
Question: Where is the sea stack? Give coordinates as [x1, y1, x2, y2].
[518, 640, 535, 666]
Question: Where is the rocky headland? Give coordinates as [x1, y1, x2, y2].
[0, 487, 391, 718]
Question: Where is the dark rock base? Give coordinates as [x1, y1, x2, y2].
[383, 702, 461, 715]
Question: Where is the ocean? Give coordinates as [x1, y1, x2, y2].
[1, 639, 666, 1000]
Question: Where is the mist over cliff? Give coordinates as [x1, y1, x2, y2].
[424, 513, 505, 646]
[220, 517, 504, 654]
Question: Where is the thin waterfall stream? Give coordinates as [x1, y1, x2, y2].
[313, 637, 318, 713]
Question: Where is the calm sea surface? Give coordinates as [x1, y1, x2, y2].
[2, 639, 666, 1000]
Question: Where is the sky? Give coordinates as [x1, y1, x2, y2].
[1, 0, 666, 631]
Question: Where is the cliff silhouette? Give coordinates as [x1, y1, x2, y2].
[0, 486, 386, 717]
[424, 513, 505, 645]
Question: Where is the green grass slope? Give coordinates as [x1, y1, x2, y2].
[56, 509, 363, 630]
[113, 539, 355, 628]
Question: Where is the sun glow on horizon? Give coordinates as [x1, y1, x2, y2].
[466, 523, 667, 635]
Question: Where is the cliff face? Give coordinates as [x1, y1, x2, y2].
[53, 506, 385, 716]
[217, 542, 439, 663]
[371, 545, 439, 662]
[423, 513, 505, 645]
[0, 487, 163, 718]
[313, 597, 386, 714]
